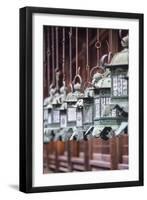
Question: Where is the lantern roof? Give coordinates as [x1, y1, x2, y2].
[109, 48, 128, 66]
[52, 91, 62, 105]
[65, 85, 84, 102]
[43, 97, 50, 106]
[97, 76, 111, 89]
[44, 97, 53, 109]
[46, 103, 53, 109]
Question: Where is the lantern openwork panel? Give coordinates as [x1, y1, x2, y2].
[111, 66, 128, 99]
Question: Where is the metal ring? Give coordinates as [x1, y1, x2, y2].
[95, 41, 101, 49]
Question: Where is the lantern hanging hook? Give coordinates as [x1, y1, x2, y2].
[99, 40, 112, 67]
[73, 69, 82, 85]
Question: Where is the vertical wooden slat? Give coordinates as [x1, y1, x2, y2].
[55, 142, 59, 172]
[85, 140, 90, 171]
[67, 141, 72, 171]
[110, 137, 118, 170]
[116, 136, 123, 164]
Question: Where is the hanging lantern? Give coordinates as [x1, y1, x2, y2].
[43, 27, 57, 143]
[66, 77, 84, 141]
[105, 31, 129, 136]
[78, 28, 95, 140]
[62, 28, 83, 141]
[85, 47, 119, 140]
[92, 74, 120, 140]
[47, 27, 61, 140]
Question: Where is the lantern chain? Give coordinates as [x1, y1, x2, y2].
[50, 27, 55, 88]
[62, 28, 65, 80]
[76, 27, 78, 75]
[55, 27, 60, 91]
[47, 27, 51, 88]
[69, 27, 72, 83]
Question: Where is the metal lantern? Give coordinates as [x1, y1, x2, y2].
[80, 28, 95, 140]
[105, 33, 129, 136]
[77, 89, 94, 140]
[58, 83, 70, 141]
[66, 27, 85, 141]
[66, 78, 84, 141]
[43, 99, 49, 144]
[44, 87, 61, 142]
[43, 93, 54, 143]
[52, 91, 61, 127]
[83, 96, 94, 128]
[93, 75, 120, 140]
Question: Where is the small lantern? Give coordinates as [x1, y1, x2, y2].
[78, 87, 95, 140]
[43, 96, 54, 143]
[45, 87, 61, 141]
[44, 87, 56, 127]
[66, 88, 77, 128]
[51, 89, 62, 129]
[43, 101, 48, 128]
[59, 87, 70, 140]
[59, 81, 68, 129]
[66, 75, 84, 141]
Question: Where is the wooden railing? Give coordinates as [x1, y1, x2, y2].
[43, 135, 128, 173]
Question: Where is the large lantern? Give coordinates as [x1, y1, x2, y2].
[92, 74, 120, 140]
[105, 33, 129, 136]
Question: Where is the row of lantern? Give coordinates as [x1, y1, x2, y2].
[43, 28, 129, 143]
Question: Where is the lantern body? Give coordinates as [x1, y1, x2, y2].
[51, 103, 61, 128]
[43, 107, 48, 128]
[82, 97, 94, 131]
[92, 77, 120, 139]
[76, 107, 83, 128]
[47, 107, 52, 126]
[67, 101, 77, 127]
[60, 109, 67, 128]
